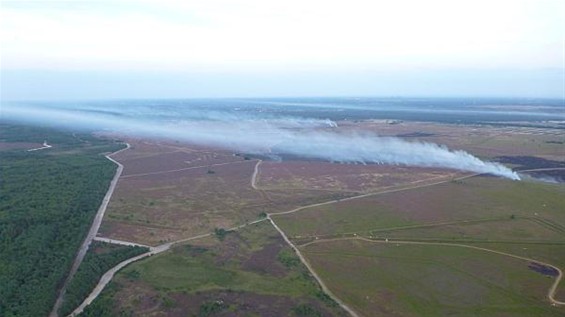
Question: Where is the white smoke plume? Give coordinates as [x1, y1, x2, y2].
[1, 102, 520, 180]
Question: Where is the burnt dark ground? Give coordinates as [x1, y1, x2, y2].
[496, 156, 565, 170]
[528, 262, 559, 277]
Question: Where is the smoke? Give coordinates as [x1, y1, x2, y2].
[1, 101, 520, 180]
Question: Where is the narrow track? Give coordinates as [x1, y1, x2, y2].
[68, 218, 268, 316]
[49, 144, 130, 317]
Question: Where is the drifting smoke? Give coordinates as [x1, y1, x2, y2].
[1, 101, 520, 180]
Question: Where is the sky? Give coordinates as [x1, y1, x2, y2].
[1, 0, 564, 100]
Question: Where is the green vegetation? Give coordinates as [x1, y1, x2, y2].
[78, 282, 125, 317]
[60, 241, 149, 316]
[274, 176, 565, 240]
[304, 239, 564, 317]
[0, 123, 124, 316]
[292, 304, 322, 316]
[83, 222, 347, 316]
[198, 300, 227, 316]
[277, 248, 301, 268]
[128, 231, 313, 295]
[274, 175, 565, 316]
[214, 227, 229, 241]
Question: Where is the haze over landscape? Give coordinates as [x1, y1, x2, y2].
[1, 1, 564, 317]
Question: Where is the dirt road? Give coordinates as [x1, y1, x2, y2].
[92, 237, 151, 249]
[49, 144, 129, 317]
[68, 218, 267, 316]
[27, 141, 52, 152]
[251, 159, 262, 190]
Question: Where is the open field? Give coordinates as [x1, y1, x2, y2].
[0, 141, 44, 151]
[273, 176, 565, 239]
[257, 161, 461, 193]
[344, 120, 565, 161]
[83, 221, 347, 316]
[301, 239, 564, 317]
[100, 140, 361, 245]
[81, 121, 564, 316]
[271, 172, 565, 316]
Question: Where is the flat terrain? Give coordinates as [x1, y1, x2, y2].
[84, 221, 347, 316]
[0, 141, 44, 151]
[302, 239, 564, 317]
[273, 176, 565, 239]
[83, 121, 565, 316]
[257, 161, 461, 193]
[344, 120, 565, 161]
[100, 141, 351, 245]
[272, 176, 565, 316]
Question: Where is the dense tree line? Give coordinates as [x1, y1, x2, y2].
[60, 242, 148, 316]
[0, 124, 124, 316]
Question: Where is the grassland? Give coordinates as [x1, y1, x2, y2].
[82, 221, 347, 316]
[302, 239, 564, 317]
[271, 174, 565, 316]
[99, 140, 359, 246]
[256, 161, 459, 193]
[352, 120, 565, 160]
[273, 177, 565, 239]
[82, 122, 564, 316]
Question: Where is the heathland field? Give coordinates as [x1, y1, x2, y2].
[82, 221, 347, 316]
[302, 239, 563, 317]
[273, 176, 565, 316]
[273, 177, 565, 240]
[68, 121, 565, 317]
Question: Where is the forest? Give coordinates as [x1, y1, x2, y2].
[0, 123, 124, 316]
[60, 241, 148, 316]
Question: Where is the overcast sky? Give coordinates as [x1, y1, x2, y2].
[1, 0, 563, 100]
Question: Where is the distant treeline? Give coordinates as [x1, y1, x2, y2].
[60, 242, 149, 316]
[0, 123, 124, 316]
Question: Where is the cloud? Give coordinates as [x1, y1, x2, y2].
[1, 0, 563, 71]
